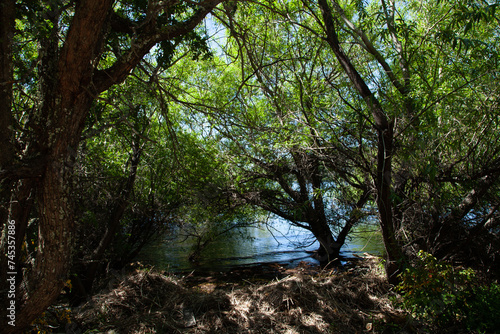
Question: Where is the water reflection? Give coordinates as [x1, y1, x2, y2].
[137, 220, 384, 272]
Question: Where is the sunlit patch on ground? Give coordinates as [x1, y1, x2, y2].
[66, 256, 409, 333]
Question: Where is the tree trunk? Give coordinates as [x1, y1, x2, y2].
[308, 156, 340, 262]
[0, 0, 15, 251]
[310, 217, 342, 263]
[335, 189, 370, 248]
[1, 0, 224, 330]
[13, 159, 73, 330]
[318, 0, 405, 283]
[0, 0, 40, 328]
[312, 189, 370, 264]
[0, 0, 15, 222]
[375, 124, 404, 284]
[0, 0, 15, 238]
[1, 1, 114, 331]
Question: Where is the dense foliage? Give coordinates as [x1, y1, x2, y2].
[172, 0, 500, 277]
[398, 251, 500, 332]
[0, 0, 499, 331]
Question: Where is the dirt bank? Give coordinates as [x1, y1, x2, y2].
[37, 256, 412, 333]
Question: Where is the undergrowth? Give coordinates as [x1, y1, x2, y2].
[30, 254, 500, 333]
[29, 257, 410, 333]
[397, 250, 500, 333]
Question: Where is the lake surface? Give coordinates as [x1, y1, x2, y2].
[137, 220, 385, 272]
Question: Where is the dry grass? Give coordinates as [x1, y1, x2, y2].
[73, 256, 409, 333]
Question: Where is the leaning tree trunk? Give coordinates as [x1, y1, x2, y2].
[1, 0, 224, 330]
[318, 0, 405, 283]
[14, 159, 74, 331]
[374, 122, 405, 284]
[0, 1, 115, 332]
[6, 94, 101, 333]
[8, 81, 102, 333]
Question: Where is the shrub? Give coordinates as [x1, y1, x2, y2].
[464, 282, 500, 332]
[397, 250, 500, 332]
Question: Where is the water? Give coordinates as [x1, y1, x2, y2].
[137, 220, 384, 272]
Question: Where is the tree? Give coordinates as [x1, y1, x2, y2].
[0, 0, 224, 331]
[314, 0, 404, 282]
[161, 5, 375, 263]
[69, 70, 172, 302]
[187, 0, 500, 282]
[310, 0, 500, 280]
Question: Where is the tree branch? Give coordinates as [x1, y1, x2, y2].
[330, 0, 408, 97]
[93, 0, 223, 93]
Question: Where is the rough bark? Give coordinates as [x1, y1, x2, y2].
[0, 0, 15, 252]
[0, 0, 16, 327]
[0, 0, 15, 240]
[3, 2, 116, 331]
[0, 0, 225, 330]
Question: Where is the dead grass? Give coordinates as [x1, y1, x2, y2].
[73, 256, 410, 333]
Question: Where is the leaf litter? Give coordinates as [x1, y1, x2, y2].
[73, 255, 410, 333]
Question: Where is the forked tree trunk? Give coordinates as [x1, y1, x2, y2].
[310, 218, 342, 263]
[1, 1, 114, 331]
[307, 156, 341, 263]
[0, 0, 227, 330]
[312, 189, 370, 264]
[318, 0, 405, 283]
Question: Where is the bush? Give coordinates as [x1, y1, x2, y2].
[397, 250, 500, 332]
[464, 283, 500, 333]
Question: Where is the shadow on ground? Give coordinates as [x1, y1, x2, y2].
[69, 257, 409, 333]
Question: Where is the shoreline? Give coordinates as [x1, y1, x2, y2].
[69, 254, 404, 334]
[141, 250, 374, 278]
[136, 254, 376, 289]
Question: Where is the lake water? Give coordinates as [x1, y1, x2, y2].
[137, 220, 385, 272]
